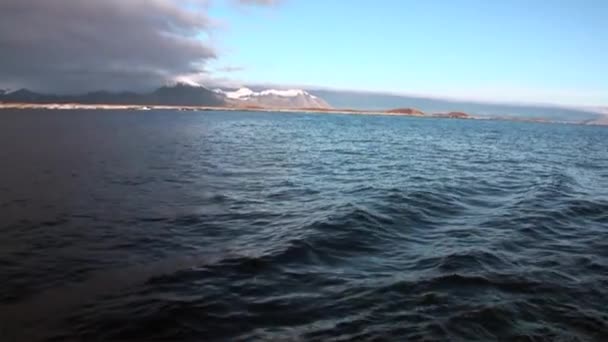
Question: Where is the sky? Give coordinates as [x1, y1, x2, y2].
[209, 0, 608, 106]
[0, 0, 606, 106]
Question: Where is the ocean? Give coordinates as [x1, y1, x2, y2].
[1, 110, 607, 341]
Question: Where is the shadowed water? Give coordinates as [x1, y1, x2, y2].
[0, 110, 607, 341]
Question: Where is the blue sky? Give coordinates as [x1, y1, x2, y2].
[207, 0, 607, 106]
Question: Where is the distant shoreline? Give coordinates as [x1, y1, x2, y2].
[1, 102, 604, 126]
[0, 102, 440, 117]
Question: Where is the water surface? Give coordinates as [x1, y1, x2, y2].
[1, 110, 607, 341]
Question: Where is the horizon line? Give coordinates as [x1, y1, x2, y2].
[3, 82, 606, 113]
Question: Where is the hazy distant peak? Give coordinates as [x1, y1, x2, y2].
[1, 88, 43, 101]
[7, 88, 34, 95]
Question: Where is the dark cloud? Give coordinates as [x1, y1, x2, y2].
[0, 0, 216, 92]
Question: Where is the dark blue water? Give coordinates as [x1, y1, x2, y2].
[1, 110, 607, 341]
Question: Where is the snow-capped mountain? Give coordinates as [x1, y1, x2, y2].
[215, 87, 331, 109]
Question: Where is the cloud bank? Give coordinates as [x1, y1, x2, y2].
[0, 0, 270, 93]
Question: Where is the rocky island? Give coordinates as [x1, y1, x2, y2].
[385, 108, 425, 116]
[432, 111, 471, 119]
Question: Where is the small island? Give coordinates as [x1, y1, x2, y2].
[432, 111, 471, 119]
[385, 108, 425, 116]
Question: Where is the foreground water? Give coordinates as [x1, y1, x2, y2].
[0, 110, 607, 341]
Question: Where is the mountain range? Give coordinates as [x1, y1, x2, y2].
[0, 84, 224, 107]
[0, 84, 604, 123]
[0, 84, 328, 110]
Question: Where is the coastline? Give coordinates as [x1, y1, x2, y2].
[0, 102, 602, 125]
[0, 102, 424, 116]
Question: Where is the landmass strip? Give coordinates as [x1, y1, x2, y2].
[1, 84, 606, 125]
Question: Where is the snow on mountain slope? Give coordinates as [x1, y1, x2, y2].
[219, 87, 255, 99]
[215, 87, 330, 109]
[258, 89, 317, 98]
